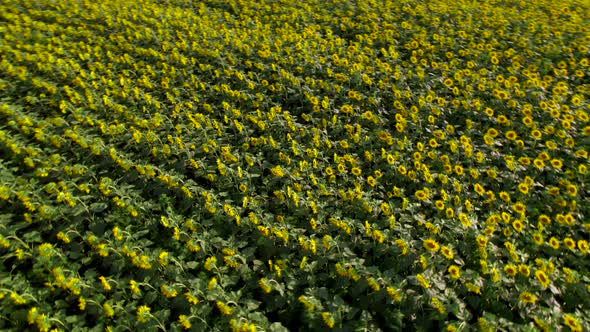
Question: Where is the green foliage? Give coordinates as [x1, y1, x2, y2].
[0, 0, 589, 331]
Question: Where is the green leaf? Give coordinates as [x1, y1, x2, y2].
[268, 322, 289, 332]
[185, 261, 198, 269]
[89, 203, 108, 212]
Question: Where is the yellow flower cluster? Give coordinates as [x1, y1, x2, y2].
[0, 0, 588, 330]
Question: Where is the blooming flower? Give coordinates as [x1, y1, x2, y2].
[137, 305, 151, 323]
[417, 274, 430, 288]
[504, 264, 517, 277]
[519, 291, 536, 304]
[535, 270, 550, 288]
[448, 265, 461, 279]
[423, 239, 440, 252]
[179, 315, 192, 330]
[563, 314, 582, 332]
[441, 246, 454, 259]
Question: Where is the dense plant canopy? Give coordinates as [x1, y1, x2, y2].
[0, 0, 589, 331]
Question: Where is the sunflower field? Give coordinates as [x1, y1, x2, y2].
[0, 0, 588, 330]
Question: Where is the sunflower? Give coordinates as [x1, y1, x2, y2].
[485, 169, 497, 179]
[522, 116, 534, 126]
[575, 149, 588, 158]
[566, 185, 577, 197]
[519, 291, 536, 304]
[423, 239, 440, 252]
[538, 151, 551, 160]
[563, 314, 583, 332]
[397, 165, 407, 175]
[577, 240, 589, 254]
[512, 220, 524, 232]
[512, 202, 526, 214]
[441, 246, 454, 259]
[533, 159, 546, 168]
[518, 183, 529, 194]
[476, 235, 488, 248]
[499, 191, 511, 202]
[550, 159, 563, 169]
[497, 114, 509, 124]
[416, 273, 430, 289]
[518, 264, 530, 277]
[387, 154, 395, 164]
[518, 157, 531, 166]
[459, 213, 471, 227]
[443, 78, 453, 87]
[325, 167, 334, 176]
[445, 208, 454, 218]
[465, 282, 481, 294]
[535, 270, 550, 288]
[178, 315, 192, 330]
[504, 264, 517, 277]
[321, 312, 335, 328]
[538, 215, 551, 225]
[564, 238, 576, 250]
[415, 190, 428, 200]
[547, 187, 560, 195]
[474, 183, 485, 196]
[448, 265, 461, 279]
[548, 237, 560, 249]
